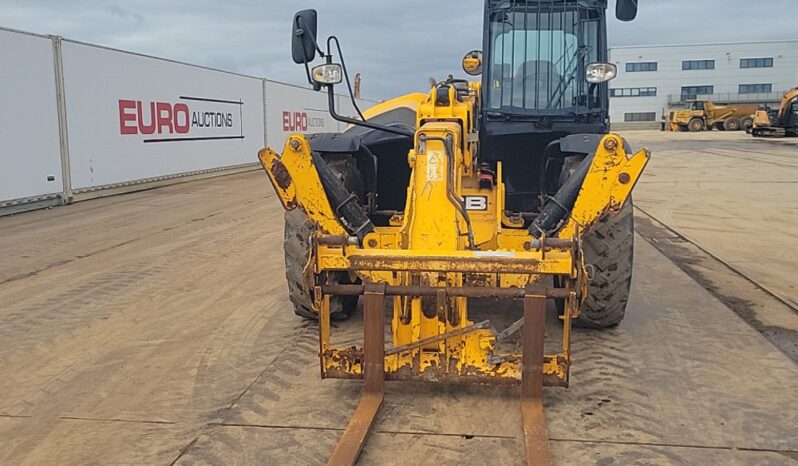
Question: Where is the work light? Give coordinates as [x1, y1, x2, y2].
[586, 62, 617, 83]
[311, 64, 343, 85]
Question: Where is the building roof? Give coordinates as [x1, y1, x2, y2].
[610, 39, 798, 50]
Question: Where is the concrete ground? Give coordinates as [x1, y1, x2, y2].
[1, 131, 797, 465]
[628, 130, 798, 309]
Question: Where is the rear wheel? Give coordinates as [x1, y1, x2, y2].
[283, 153, 364, 320]
[688, 118, 705, 132]
[723, 118, 741, 131]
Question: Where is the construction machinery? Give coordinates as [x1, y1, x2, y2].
[751, 87, 798, 137]
[258, 1, 648, 464]
[667, 98, 757, 132]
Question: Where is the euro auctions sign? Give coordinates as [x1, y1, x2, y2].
[118, 95, 244, 143]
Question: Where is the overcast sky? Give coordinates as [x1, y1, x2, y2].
[2, 1, 795, 99]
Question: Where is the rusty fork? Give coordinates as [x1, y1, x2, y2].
[326, 286, 553, 465]
[327, 284, 385, 466]
[521, 293, 554, 465]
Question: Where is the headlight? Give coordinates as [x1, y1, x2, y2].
[586, 62, 617, 83]
[312, 63, 343, 85]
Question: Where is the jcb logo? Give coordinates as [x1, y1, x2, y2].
[464, 196, 488, 211]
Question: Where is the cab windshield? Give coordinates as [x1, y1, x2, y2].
[487, 2, 600, 113]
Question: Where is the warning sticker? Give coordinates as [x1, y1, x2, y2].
[426, 153, 442, 182]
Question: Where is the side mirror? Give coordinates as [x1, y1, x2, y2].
[462, 50, 483, 76]
[291, 9, 318, 64]
[616, 0, 638, 21]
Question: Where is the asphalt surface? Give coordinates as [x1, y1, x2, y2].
[0, 131, 796, 465]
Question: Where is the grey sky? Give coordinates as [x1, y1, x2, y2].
[1, 1, 795, 99]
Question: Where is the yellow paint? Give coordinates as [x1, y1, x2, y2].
[259, 78, 648, 388]
[558, 134, 650, 238]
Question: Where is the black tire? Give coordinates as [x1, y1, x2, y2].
[723, 118, 741, 131]
[283, 153, 364, 320]
[575, 200, 634, 328]
[741, 116, 754, 131]
[555, 156, 634, 328]
[688, 118, 705, 132]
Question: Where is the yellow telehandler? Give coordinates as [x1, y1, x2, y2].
[258, 1, 648, 463]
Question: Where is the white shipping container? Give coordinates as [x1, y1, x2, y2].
[60, 40, 265, 191]
[0, 29, 64, 204]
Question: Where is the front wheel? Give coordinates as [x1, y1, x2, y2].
[688, 118, 705, 132]
[282, 153, 365, 321]
[575, 200, 635, 328]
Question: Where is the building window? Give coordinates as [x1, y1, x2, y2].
[625, 62, 657, 72]
[624, 112, 657, 122]
[681, 85, 714, 99]
[610, 87, 657, 97]
[739, 83, 772, 94]
[740, 57, 773, 68]
[682, 60, 715, 70]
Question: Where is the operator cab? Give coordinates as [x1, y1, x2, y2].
[684, 100, 705, 111]
[477, 0, 633, 212]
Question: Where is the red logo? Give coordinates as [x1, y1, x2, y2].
[119, 100, 190, 135]
[282, 111, 308, 132]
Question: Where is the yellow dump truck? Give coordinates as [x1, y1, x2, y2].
[667, 99, 757, 132]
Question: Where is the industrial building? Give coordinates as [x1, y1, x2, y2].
[608, 40, 798, 127]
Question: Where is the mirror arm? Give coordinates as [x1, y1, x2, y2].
[327, 36, 366, 122]
[325, 85, 413, 138]
[296, 16, 324, 56]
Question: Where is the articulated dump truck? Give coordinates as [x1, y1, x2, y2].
[258, 1, 648, 464]
[667, 99, 757, 132]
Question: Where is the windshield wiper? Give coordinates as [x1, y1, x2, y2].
[547, 45, 588, 110]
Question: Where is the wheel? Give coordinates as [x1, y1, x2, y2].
[688, 118, 705, 132]
[283, 153, 364, 320]
[555, 156, 634, 328]
[741, 116, 754, 131]
[575, 200, 635, 328]
[723, 118, 741, 131]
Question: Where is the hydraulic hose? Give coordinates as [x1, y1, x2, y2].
[528, 153, 594, 238]
[311, 151, 375, 240]
[423, 134, 476, 250]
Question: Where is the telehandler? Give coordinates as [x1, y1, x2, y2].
[258, 1, 648, 463]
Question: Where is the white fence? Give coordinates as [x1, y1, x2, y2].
[0, 27, 375, 214]
[263, 80, 373, 151]
[0, 29, 64, 207]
